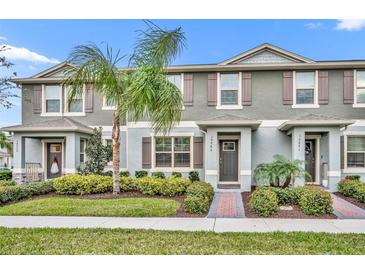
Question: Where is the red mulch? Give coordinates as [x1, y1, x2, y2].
[242, 192, 336, 219]
[334, 192, 365, 210]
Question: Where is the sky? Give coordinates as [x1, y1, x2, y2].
[1, 19, 365, 127]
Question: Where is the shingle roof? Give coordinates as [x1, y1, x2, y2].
[196, 114, 261, 130]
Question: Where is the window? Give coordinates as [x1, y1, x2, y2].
[220, 73, 239, 105]
[295, 72, 315, 104]
[167, 74, 182, 91]
[66, 86, 83, 113]
[50, 144, 61, 153]
[356, 71, 365, 104]
[155, 136, 191, 168]
[45, 85, 61, 113]
[223, 142, 235, 151]
[103, 97, 116, 108]
[80, 140, 86, 164]
[347, 136, 365, 168]
[105, 139, 113, 165]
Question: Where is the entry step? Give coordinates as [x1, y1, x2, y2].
[218, 184, 240, 189]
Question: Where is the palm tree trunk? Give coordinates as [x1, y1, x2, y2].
[282, 176, 291, 188]
[112, 111, 121, 194]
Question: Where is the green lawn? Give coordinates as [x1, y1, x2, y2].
[0, 227, 364, 254]
[0, 197, 180, 217]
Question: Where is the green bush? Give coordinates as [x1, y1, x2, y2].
[299, 188, 333, 216]
[186, 181, 214, 201]
[0, 170, 12, 181]
[135, 176, 163, 195]
[0, 180, 16, 187]
[338, 179, 362, 197]
[171, 171, 182, 178]
[188, 171, 200, 182]
[120, 176, 135, 192]
[152, 171, 165, 179]
[345, 175, 361, 181]
[250, 187, 278, 217]
[135, 170, 148, 178]
[120, 171, 130, 177]
[23, 181, 55, 196]
[269, 187, 298, 205]
[184, 196, 210, 213]
[53, 174, 112, 195]
[354, 184, 365, 203]
[160, 177, 191, 196]
[102, 170, 113, 177]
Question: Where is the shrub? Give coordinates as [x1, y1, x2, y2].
[120, 176, 135, 192]
[0, 170, 12, 181]
[186, 181, 214, 201]
[23, 181, 55, 196]
[269, 187, 297, 205]
[0, 180, 16, 187]
[152, 171, 165, 179]
[102, 170, 113, 177]
[354, 184, 365, 203]
[171, 171, 182, 178]
[160, 177, 191, 196]
[53, 174, 112, 195]
[184, 196, 210, 213]
[250, 187, 278, 217]
[188, 171, 200, 182]
[135, 176, 163, 195]
[120, 171, 130, 177]
[135, 170, 148, 178]
[345, 175, 361, 181]
[338, 179, 361, 197]
[299, 188, 333, 216]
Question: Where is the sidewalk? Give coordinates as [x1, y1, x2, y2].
[1, 216, 365, 233]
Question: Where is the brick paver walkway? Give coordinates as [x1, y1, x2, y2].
[332, 194, 365, 219]
[207, 192, 245, 218]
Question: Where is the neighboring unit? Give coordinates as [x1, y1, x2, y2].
[2, 43, 365, 192]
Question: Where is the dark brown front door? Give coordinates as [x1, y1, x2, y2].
[47, 143, 62, 179]
[305, 140, 316, 182]
[219, 140, 238, 182]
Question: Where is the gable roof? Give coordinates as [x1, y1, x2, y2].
[31, 61, 75, 78]
[219, 43, 314, 65]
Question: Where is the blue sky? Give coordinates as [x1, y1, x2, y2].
[1, 19, 365, 127]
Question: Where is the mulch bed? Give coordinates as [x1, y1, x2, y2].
[3, 191, 206, 218]
[242, 192, 336, 219]
[334, 192, 365, 211]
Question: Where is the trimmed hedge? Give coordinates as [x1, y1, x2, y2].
[184, 181, 214, 213]
[151, 172, 165, 179]
[250, 187, 278, 217]
[120, 171, 130, 177]
[120, 176, 135, 192]
[345, 175, 361, 181]
[53, 174, 112, 195]
[171, 172, 182, 178]
[135, 176, 191, 196]
[135, 170, 148, 178]
[299, 187, 333, 216]
[354, 184, 365, 203]
[269, 187, 298, 205]
[188, 171, 200, 182]
[0, 181, 55, 205]
[0, 180, 16, 187]
[338, 179, 362, 197]
[0, 170, 12, 181]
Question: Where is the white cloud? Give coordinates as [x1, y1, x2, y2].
[305, 22, 323, 29]
[0, 36, 7, 41]
[335, 19, 365, 31]
[0, 44, 60, 64]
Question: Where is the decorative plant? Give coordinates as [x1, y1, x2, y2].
[254, 154, 311, 188]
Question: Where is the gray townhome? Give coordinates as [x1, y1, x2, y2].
[2, 43, 365, 192]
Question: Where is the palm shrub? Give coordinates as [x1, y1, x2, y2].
[254, 154, 311, 188]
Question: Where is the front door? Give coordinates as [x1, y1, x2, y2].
[305, 140, 316, 182]
[47, 143, 62, 179]
[219, 140, 238, 182]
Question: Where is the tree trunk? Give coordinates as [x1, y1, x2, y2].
[112, 111, 121, 194]
[282, 176, 291, 188]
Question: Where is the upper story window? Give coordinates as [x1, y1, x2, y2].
[102, 97, 116, 110]
[44, 85, 61, 113]
[65, 86, 84, 113]
[356, 70, 365, 104]
[167, 74, 182, 91]
[220, 73, 239, 105]
[346, 136, 365, 168]
[295, 71, 315, 105]
[154, 136, 191, 168]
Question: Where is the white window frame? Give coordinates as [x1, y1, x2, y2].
[353, 69, 365, 108]
[292, 70, 319, 109]
[167, 73, 185, 110]
[102, 96, 117, 110]
[79, 139, 86, 165]
[151, 133, 193, 172]
[41, 84, 63, 117]
[216, 72, 243, 109]
[343, 132, 365, 173]
[63, 85, 86, 116]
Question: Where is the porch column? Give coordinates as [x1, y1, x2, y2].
[291, 127, 306, 187]
[64, 133, 77, 174]
[12, 134, 26, 183]
[205, 128, 218, 190]
[240, 128, 252, 191]
[328, 128, 341, 192]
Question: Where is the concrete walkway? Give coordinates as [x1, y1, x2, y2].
[1, 216, 365, 233]
[332, 194, 365, 219]
[207, 192, 245, 218]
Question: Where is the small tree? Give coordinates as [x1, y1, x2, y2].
[0, 131, 12, 154]
[0, 45, 17, 108]
[80, 127, 109, 175]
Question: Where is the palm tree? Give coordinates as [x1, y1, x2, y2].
[0, 131, 12, 154]
[65, 22, 186, 194]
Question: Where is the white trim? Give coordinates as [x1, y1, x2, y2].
[92, 126, 128, 132]
[127, 121, 198, 128]
[206, 170, 218, 175]
[12, 168, 25, 173]
[328, 171, 341, 177]
[292, 70, 319, 108]
[260, 120, 288, 127]
[64, 168, 77, 173]
[343, 131, 365, 136]
[343, 133, 365, 171]
[218, 181, 240, 185]
[343, 168, 365, 173]
[353, 69, 365, 108]
[41, 84, 63, 117]
[216, 72, 243, 110]
[240, 170, 252, 176]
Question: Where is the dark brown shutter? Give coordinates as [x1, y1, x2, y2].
[193, 137, 204, 168]
[318, 71, 329, 105]
[85, 84, 94, 113]
[340, 136, 344, 169]
[207, 73, 217, 106]
[242, 72, 252, 106]
[343, 70, 354, 104]
[282, 71, 293, 105]
[142, 137, 152, 169]
[33, 85, 42, 114]
[183, 73, 193, 106]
